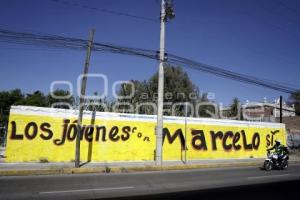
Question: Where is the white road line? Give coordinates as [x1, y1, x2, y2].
[39, 186, 135, 194]
[247, 174, 290, 179]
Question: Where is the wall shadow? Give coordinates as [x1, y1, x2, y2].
[87, 109, 96, 162]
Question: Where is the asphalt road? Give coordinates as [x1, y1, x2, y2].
[0, 164, 300, 200]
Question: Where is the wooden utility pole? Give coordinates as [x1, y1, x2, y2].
[75, 29, 95, 168]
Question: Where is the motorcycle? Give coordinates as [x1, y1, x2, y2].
[263, 149, 289, 171]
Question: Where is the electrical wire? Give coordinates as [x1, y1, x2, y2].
[272, 0, 300, 16]
[167, 54, 298, 94]
[50, 0, 158, 22]
[0, 28, 298, 94]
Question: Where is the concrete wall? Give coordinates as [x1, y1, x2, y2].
[287, 129, 300, 149]
[5, 106, 286, 162]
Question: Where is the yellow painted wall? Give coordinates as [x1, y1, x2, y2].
[5, 107, 286, 162]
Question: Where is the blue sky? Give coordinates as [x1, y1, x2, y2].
[0, 0, 300, 105]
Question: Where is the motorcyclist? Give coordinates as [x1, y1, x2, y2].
[267, 139, 286, 164]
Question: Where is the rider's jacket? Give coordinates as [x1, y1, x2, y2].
[268, 144, 285, 155]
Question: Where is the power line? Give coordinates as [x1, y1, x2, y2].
[50, 0, 158, 23]
[0, 28, 299, 94]
[258, 2, 300, 28]
[236, 9, 300, 41]
[272, 0, 300, 16]
[166, 54, 298, 94]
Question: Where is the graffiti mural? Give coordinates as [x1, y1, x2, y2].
[5, 106, 286, 162]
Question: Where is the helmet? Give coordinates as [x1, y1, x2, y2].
[275, 139, 281, 145]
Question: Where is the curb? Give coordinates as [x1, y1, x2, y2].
[0, 168, 104, 176]
[1, 160, 299, 176]
[0, 162, 262, 176]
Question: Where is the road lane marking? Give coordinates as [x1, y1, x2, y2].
[247, 174, 290, 179]
[39, 186, 134, 194]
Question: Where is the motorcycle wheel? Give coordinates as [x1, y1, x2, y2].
[281, 160, 288, 170]
[264, 160, 272, 171]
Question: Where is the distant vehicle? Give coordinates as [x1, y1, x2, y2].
[263, 147, 289, 171]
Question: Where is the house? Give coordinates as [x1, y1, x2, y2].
[220, 98, 295, 122]
[242, 98, 295, 121]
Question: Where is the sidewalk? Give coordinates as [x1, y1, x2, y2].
[1, 157, 300, 176]
[1, 147, 300, 176]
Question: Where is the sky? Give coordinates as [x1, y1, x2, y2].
[0, 0, 300, 105]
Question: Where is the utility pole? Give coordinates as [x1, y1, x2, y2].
[155, 0, 166, 167]
[280, 95, 283, 123]
[75, 29, 95, 168]
[155, 0, 175, 166]
[184, 102, 188, 164]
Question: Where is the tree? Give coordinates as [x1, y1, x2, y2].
[0, 89, 77, 126]
[47, 89, 74, 109]
[117, 80, 152, 114]
[117, 66, 203, 116]
[228, 97, 241, 119]
[0, 89, 24, 126]
[148, 66, 198, 103]
[24, 91, 47, 107]
[197, 93, 218, 118]
[289, 91, 300, 116]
